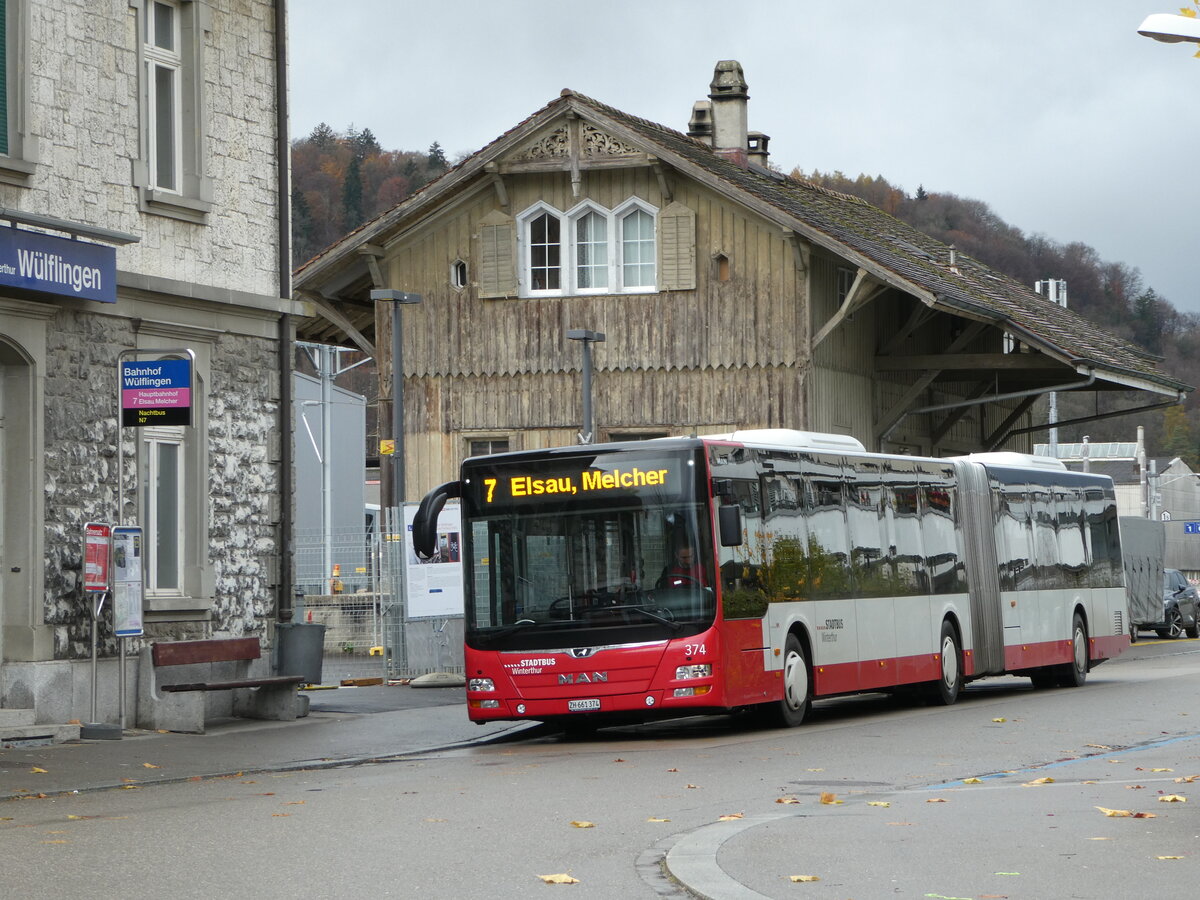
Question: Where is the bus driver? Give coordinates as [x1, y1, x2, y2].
[658, 543, 706, 588]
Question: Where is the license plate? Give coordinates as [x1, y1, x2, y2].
[568, 698, 600, 712]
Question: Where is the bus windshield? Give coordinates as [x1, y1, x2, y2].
[461, 445, 716, 649]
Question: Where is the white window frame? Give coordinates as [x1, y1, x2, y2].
[144, 0, 183, 194]
[0, 0, 38, 185]
[614, 198, 657, 292]
[566, 200, 612, 295]
[143, 425, 186, 596]
[517, 199, 658, 298]
[131, 0, 213, 222]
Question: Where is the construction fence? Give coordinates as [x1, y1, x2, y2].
[293, 505, 465, 683]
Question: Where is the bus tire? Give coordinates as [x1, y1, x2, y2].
[768, 633, 811, 727]
[932, 619, 963, 705]
[1056, 612, 1088, 688]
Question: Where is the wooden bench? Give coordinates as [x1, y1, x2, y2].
[137, 637, 309, 733]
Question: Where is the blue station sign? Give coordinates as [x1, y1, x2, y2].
[0, 227, 116, 303]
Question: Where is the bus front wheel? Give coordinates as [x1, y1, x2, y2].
[932, 620, 963, 705]
[767, 633, 811, 728]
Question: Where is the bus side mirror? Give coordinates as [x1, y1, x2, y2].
[413, 480, 462, 559]
[718, 504, 743, 547]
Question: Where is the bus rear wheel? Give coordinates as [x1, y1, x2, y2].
[931, 620, 963, 705]
[1059, 612, 1088, 688]
[766, 633, 811, 727]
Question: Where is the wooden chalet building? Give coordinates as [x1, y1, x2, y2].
[294, 61, 1189, 500]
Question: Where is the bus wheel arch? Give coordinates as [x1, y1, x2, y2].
[767, 627, 812, 728]
[932, 616, 964, 706]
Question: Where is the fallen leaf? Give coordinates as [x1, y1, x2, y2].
[1174, 775, 1198, 783]
[284, 801, 305, 806]
[41, 840, 68, 844]
[1159, 795, 1187, 803]
[1107, 759, 1123, 764]
[30, 767, 47, 774]
[647, 817, 670, 823]
[1082, 780, 1097, 784]
[569, 820, 594, 828]
[776, 796, 800, 804]
[537, 874, 579, 884]
[666, 768, 678, 773]
[120, 785, 138, 790]
[613, 758, 625, 763]
[156, 729, 169, 734]
[807, 768, 824, 772]
[1132, 812, 1158, 819]
[718, 813, 744, 821]
[992, 717, 1006, 723]
[188, 776, 203, 782]
[867, 801, 890, 807]
[1086, 743, 1112, 750]
[142, 763, 160, 769]
[963, 778, 983, 784]
[271, 813, 291, 818]
[686, 784, 699, 789]
[789, 875, 820, 883]
[1126, 785, 1145, 790]
[1151, 768, 1174, 773]
[926, 798, 948, 803]
[1158, 856, 1184, 860]
[68, 719, 81, 725]
[994, 872, 1020, 876]
[120, 778, 136, 784]
[1023, 777, 1054, 786]
[819, 792, 842, 805]
[1096, 807, 1132, 817]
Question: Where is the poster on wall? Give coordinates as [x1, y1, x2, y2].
[403, 501, 464, 619]
[111, 525, 145, 637]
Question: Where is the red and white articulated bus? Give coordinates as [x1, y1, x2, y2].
[412, 430, 1129, 728]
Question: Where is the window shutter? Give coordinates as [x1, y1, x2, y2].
[658, 201, 695, 291]
[476, 211, 516, 299]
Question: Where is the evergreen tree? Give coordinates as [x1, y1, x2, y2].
[426, 141, 448, 171]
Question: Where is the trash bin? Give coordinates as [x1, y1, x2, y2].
[275, 622, 326, 685]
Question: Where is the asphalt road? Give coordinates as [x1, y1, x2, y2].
[4, 637, 1200, 899]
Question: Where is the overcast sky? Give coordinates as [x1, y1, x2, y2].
[289, 1, 1200, 313]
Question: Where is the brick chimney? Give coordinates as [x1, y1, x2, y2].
[708, 60, 749, 167]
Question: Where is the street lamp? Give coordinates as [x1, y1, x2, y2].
[1138, 12, 1200, 43]
[369, 289, 421, 509]
[566, 328, 605, 444]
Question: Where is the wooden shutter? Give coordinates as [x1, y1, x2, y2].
[476, 210, 516, 299]
[658, 201, 695, 291]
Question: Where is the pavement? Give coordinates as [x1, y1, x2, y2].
[0, 683, 537, 800]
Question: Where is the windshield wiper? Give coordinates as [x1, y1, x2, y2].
[606, 604, 684, 631]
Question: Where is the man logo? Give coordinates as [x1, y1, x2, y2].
[558, 672, 608, 685]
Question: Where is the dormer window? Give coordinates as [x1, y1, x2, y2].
[517, 200, 657, 297]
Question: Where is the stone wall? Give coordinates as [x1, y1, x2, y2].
[41, 307, 281, 661]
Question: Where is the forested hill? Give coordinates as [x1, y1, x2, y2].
[288, 123, 1198, 462]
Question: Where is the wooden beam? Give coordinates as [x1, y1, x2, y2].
[984, 395, 1038, 450]
[875, 352, 1062, 372]
[483, 162, 508, 211]
[300, 291, 375, 357]
[877, 303, 936, 357]
[930, 381, 994, 445]
[873, 321, 987, 443]
[812, 269, 884, 349]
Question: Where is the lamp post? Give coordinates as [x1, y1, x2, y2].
[1138, 12, 1200, 43]
[567, 329, 605, 444]
[369, 290, 421, 510]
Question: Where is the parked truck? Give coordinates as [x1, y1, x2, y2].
[1119, 516, 1165, 642]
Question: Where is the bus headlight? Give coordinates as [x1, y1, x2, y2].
[468, 678, 495, 692]
[675, 664, 712, 680]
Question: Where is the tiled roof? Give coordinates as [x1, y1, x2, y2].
[294, 88, 1192, 398]
[563, 90, 1186, 394]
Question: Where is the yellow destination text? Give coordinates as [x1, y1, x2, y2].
[510, 475, 578, 497]
[580, 467, 669, 491]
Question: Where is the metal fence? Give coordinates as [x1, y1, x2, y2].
[293, 508, 465, 682]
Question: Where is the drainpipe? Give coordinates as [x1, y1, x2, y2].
[275, 0, 294, 622]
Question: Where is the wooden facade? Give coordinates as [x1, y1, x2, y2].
[295, 63, 1188, 502]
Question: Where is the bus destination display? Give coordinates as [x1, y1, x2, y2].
[471, 457, 684, 508]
